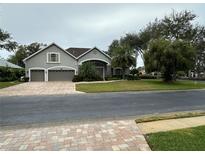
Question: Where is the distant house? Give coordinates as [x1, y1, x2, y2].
[137, 66, 146, 75]
[0, 58, 22, 69]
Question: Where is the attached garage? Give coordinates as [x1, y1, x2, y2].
[48, 70, 75, 81]
[30, 70, 45, 81]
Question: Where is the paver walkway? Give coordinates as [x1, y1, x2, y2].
[137, 116, 205, 134]
[0, 120, 150, 151]
[0, 82, 82, 96]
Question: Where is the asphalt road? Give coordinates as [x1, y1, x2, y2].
[1, 90, 205, 126]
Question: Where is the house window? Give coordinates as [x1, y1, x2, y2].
[47, 53, 60, 63]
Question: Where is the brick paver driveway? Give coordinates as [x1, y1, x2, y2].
[0, 82, 81, 96]
[0, 120, 150, 151]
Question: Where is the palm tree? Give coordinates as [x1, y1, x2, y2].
[120, 33, 144, 68]
[111, 44, 135, 79]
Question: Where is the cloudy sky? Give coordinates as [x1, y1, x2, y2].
[1, 3, 205, 66]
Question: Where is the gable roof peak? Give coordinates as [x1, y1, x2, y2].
[23, 42, 76, 62]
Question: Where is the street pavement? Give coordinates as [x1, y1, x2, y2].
[1, 90, 205, 126]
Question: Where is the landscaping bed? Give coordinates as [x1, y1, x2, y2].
[146, 125, 205, 151]
[76, 79, 205, 93]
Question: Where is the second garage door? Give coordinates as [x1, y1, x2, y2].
[48, 70, 75, 81]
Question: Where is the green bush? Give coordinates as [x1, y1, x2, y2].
[111, 75, 123, 79]
[20, 76, 29, 82]
[126, 74, 140, 80]
[0, 67, 25, 81]
[139, 74, 157, 79]
[74, 62, 102, 82]
[130, 68, 139, 76]
[177, 71, 186, 78]
[72, 75, 83, 82]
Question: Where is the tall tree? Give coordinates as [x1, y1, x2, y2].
[144, 38, 196, 82]
[111, 43, 135, 79]
[0, 28, 17, 51]
[26, 42, 46, 56]
[192, 26, 205, 76]
[8, 45, 27, 67]
[108, 40, 120, 57]
[120, 34, 144, 67]
[112, 10, 205, 77]
[139, 10, 198, 46]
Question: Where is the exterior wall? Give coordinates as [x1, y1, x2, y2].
[25, 45, 77, 81]
[78, 49, 111, 65]
[78, 48, 111, 77]
[106, 65, 112, 77]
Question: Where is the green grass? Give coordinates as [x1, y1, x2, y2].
[146, 125, 205, 151]
[135, 111, 205, 123]
[0, 81, 21, 89]
[76, 79, 205, 93]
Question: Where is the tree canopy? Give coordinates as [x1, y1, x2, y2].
[109, 10, 205, 81]
[144, 38, 196, 81]
[0, 28, 17, 51]
[111, 43, 135, 79]
[8, 42, 46, 67]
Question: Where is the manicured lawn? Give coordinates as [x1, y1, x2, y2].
[146, 125, 205, 151]
[76, 79, 205, 93]
[0, 81, 21, 89]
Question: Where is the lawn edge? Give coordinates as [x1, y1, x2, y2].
[76, 88, 205, 93]
[135, 110, 205, 123]
[0, 81, 22, 89]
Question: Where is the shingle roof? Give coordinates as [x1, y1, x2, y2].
[0, 58, 22, 69]
[66, 47, 91, 58]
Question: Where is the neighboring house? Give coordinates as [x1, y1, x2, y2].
[0, 58, 22, 69]
[23, 43, 112, 82]
[137, 66, 146, 75]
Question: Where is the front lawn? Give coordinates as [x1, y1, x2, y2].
[146, 125, 205, 151]
[76, 79, 205, 93]
[0, 81, 21, 89]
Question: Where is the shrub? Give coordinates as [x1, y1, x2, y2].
[177, 71, 186, 78]
[130, 68, 139, 76]
[0, 66, 25, 81]
[20, 76, 29, 82]
[77, 62, 103, 82]
[126, 74, 140, 80]
[72, 75, 83, 82]
[111, 75, 123, 79]
[139, 74, 157, 79]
